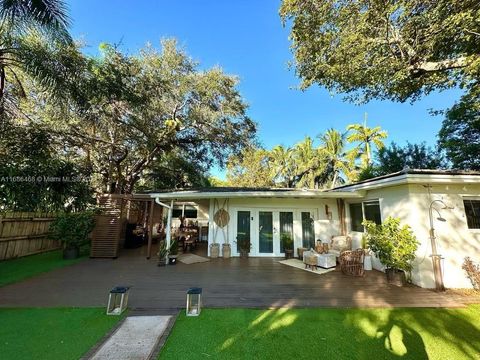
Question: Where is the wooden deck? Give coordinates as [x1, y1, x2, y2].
[0, 245, 473, 311]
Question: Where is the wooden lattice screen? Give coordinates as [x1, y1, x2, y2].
[90, 196, 125, 258]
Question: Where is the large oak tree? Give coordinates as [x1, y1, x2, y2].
[280, 0, 480, 103]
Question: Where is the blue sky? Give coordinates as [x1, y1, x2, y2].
[68, 0, 461, 178]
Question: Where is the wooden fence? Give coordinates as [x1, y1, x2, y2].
[0, 212, 60, 261]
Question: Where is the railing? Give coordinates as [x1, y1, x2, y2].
[0, 212, 59, 260]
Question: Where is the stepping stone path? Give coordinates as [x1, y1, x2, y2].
[88, 315, 171, 360]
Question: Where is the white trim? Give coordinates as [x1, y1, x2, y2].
[148, 190, 364, 200]
[333, 173, 480, 192]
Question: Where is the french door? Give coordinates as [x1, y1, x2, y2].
[234, 208, 314, 257]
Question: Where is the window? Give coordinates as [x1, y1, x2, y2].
[183, 205, 198, 219]
[349, 203, 363, 232]
[364, 201, 382, 225]
[172, 205, 198, 219]
[172, 207, 183, 218]
[464, 199, 480, 229]
[349, 200, 382, 232]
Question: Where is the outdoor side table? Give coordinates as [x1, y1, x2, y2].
[317, 253, 336, 269]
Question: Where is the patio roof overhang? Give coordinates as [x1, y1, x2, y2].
[144, 188, 365, 201]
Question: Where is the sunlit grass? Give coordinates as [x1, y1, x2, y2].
[159, 306, 480, 360]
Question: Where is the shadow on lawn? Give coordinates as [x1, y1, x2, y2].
[212, 306, 480, 359]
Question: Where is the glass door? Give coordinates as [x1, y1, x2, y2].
[236, 211, 251, 253]
[279, 212, 294, 253]
[301, 211, 315, 249]
[259, 211, 273, 253]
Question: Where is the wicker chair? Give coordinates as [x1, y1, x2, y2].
[340, 249, 365, 276]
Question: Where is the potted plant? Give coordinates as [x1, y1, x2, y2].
[363, 217, 419, 286]
[361, 235, 373, 271]
[157, 240, 168, 266]
[222, 242, 231, 259]
[236, 236, 251, 258]
[168, 240, 178, 265]
[50, 211, 96, 259]
[282, 233, 294, 259]
[210, 242, 220, 258]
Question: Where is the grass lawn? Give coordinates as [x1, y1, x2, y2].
[0, 307, 125, 360]
[160, 306, 480, 360]
[0, 249, 87, 287]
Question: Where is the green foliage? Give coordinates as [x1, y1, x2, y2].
[0, 125, 94, 211]
[226, 122, 388, 189]
[235, 236, 252, 252]
[49, 211, 96, 247]
[280, 0, 480, 103]
[363, 217, 419, 272]
[226, 147, 274, 188]
[358, 142, 447, 180]
[0, 0, 72, 114]
[438, 92, 480, 170]
[33, 39, 256, 194]
[157, 240, 169, 263]
[169, 240, 178, 256]
[160, 307, 480, 359]
[281, 232, 294, 250]
[1, 308, 125, 360]
[346, 120, 388, 166]
[0, 249, 86, 287]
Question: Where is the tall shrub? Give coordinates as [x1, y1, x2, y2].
[50, 211, 96, 248]
[363, 217, 419, 272]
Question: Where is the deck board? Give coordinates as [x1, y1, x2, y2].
[0, 245, 475, 310]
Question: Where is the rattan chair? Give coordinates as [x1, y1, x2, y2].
[340, 249, 365, 276]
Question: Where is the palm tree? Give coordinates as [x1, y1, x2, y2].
[318, 129, 356, 188]
[347, 115, 388, 167]
[292, 137, 327, 189]
[270, 145, 296, 187]
[0, 0, 71, 111]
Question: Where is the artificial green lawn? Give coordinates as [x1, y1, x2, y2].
[159, 306, 480, 360]
[0, 249, 86, 287]
[0, 308, 125, 360]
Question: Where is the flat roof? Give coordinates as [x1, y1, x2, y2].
[330, 169, 480, 192]
[142, 187, 364, 200]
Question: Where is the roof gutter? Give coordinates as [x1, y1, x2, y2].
[147, 190, 365, 200]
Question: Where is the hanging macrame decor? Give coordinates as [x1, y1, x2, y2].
[214, 208, 230, 228]
[212, 199, 230, 244]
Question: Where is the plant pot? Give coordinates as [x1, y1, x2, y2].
[386, 268, 406, 287]
[63, 245, 79, 260]
[210, 243, 220, 258]
[168, 255, 178, 265]
[157, 258, 167, 267]
[285, 249, 294, 259]
[364, 255, 373, 271]
[222, 244, 231, 258]
[239, 249, 249, 259]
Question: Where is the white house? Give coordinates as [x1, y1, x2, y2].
[147, 169, 480, 289]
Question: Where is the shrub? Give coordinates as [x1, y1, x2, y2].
[235, 236, 252, 252]
[363, 217, 419, 272]
[50, 211, 96, 248]
[281, 233, 294, 251]
[462, 257, 480, 290]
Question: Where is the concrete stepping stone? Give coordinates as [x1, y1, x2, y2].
[88, 315, 171, 360]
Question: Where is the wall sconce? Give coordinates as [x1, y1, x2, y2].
[325, 205, 333, 220]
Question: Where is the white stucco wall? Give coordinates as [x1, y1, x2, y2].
[207, 197, 342, 257]
[346, 183, 480, 289]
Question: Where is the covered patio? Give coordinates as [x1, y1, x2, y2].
[0, 247, 471, 311]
